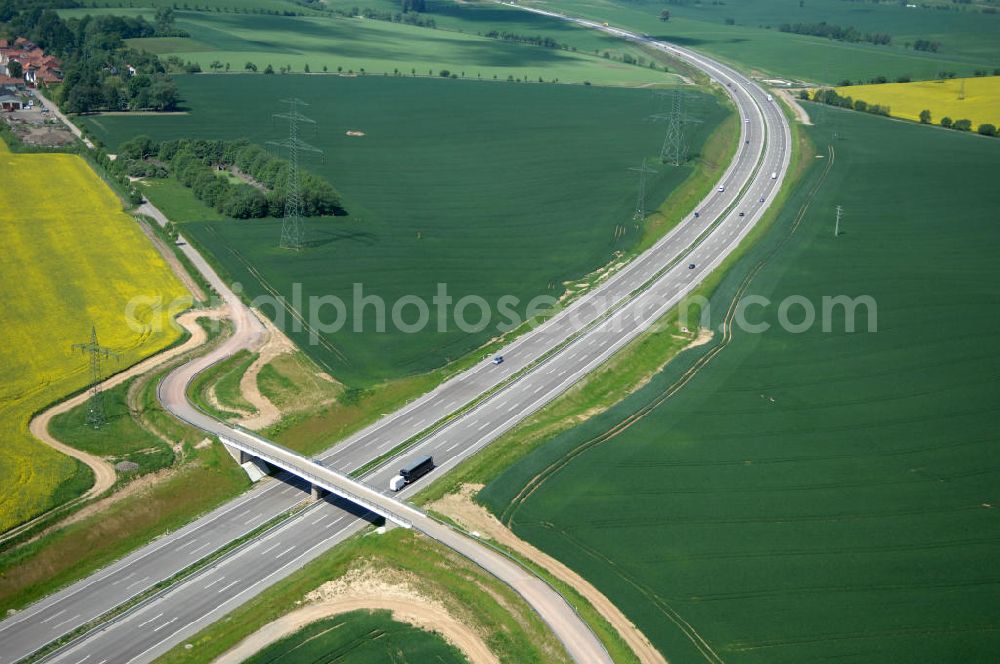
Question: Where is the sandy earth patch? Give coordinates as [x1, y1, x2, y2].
[213, 564, 498, 664]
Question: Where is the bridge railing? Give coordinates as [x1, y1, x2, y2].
[223, 430, 416, 529]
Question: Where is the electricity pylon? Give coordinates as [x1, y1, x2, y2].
[268, 98, 323, 250]
[630, 159, 659, 222]
[72, 325, 121, 429]
[835, 205, 843, 237]
[651, 89, 703, 166]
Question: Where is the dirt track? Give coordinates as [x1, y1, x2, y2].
[24, 309, 227, 528]
[213, 565, 499, 664]
[237, 314, 294, 431]
[429, 485, 668, 664]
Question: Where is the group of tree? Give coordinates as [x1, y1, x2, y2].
[804, 92, 998, 138]
[806, 88, 891, 116]
[0, 4, 181, 114]
[930, 112, 997, 136]
[779, 21, 892, 46]
[337, 6, 436, 28]
[482, 31, 565, 49]
[117, 136, 344, 219]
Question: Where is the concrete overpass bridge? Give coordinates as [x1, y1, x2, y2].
[219, 429, 417, 529]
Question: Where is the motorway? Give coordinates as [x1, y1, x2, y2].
[0, 10, 791, 664]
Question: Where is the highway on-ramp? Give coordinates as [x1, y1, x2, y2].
[0, 12, 791, 664]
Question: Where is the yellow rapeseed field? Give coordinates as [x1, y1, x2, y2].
[833, 76, 1000, 128]
[0, 138, 190, 533]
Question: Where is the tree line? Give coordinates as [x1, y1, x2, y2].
[804, 89, 998, 137]
[0, 3, 182, 113]
[806, 88, 891, 116]
[779, 21, 892, 46]
[482, 31, 565, 49]
[117, 136, 344, 219]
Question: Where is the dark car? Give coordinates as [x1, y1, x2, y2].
[688, 263, 696, 269]
[738, 212, 745, 217]
[491, 356, 504, 365]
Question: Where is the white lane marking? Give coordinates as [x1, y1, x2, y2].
[260, 541, 281, 555]
[311, 514, 330, 526]
[125, 576, 150, 591]
[153, 617, 178, 632]
[51, 614, 80, 630]
[73, 655, 91, 664]
[477, 421, 490, 431]
[275, 546, 296, 559]
[110, 572, 136, 586]
[39, 609, 67, 624]
[203, 576, 225, 589]
[446, 440, 463, 452]
[189, 541, 213, 556]
[137, 612, 163, 628]
[244, 513, 262, 525]
[175, 539, 198, 552]
[217, 580, 240, 594]
[533, 384, 545, 394]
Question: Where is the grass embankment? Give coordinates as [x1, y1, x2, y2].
[154, 529, 570, 664]
[480, 103, 1000, 662]
[241, 610, 467, 664]
[0, 317, 249, 614]
[49, 381, 175, 477]
[832, 75, 1000, 128]
[0, 137, 188, 535]
[188, 349, 258, 421]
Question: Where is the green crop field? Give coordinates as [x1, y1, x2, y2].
[63, 3, 680, 87]
[82, 75, 728, 386]
[480, 105, 1000, 662]
[527, 0, 1000, 84]
[241, 609, 467, 664]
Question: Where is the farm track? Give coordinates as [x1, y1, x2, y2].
[4, 310, 228, 548]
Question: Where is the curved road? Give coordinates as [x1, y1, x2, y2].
[0, 11, 791, 664]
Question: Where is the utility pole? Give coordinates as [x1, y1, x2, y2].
[958, 80, 966, 101]
[835, 205, 843, 237]
[72, 325, 121, 429]
[630, 158, 659, 222]
[269, 98, 322, 251]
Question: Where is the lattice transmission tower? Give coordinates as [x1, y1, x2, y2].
[651, 89, 702, 166]
[269, 98, 323, 250]
[72, 325, 121, 429]
[630, 158, 659, 222]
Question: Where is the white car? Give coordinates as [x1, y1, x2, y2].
[771, 172, 777, 179]
[717, 185, 725, 192]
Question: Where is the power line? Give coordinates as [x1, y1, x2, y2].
[268, 98, 323, 251]
[71, 325, 121, 429]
